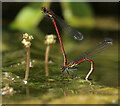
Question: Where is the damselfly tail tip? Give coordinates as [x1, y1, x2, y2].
[104, 38, 113, 45]
[74, 32, 84, 40]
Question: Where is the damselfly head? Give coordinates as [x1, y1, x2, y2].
[41, 7, 46, 13]
[41, 7, 54, 16]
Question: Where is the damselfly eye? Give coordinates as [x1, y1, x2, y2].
[41, 7, 46, 12]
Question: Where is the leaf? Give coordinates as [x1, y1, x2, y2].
[61, 2, 95, 28]
[9, 2, 51, 31]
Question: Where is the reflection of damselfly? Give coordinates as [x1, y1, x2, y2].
[42, 7, 83, 66]
[60, 38, 113, 80]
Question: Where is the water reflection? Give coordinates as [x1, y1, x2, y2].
[45, 63, 49, 76]
[26, 85, 30, 99]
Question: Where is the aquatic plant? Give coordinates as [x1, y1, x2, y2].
[21, 33, 34, 82]
[44, 34, 56, 63]
[1, 84, 14, 95]
[44, 34, 56, 76]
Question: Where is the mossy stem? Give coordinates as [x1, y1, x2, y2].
[25, 47, 30, 81]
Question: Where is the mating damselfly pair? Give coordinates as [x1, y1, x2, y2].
[41, 7, 113, 80]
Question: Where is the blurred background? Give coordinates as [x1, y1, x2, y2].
[2, 2, 119, 104]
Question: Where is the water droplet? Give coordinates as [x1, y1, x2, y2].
[23, 80, 27, 84]
[32, 60, 35, 63]
[5, 72, 8, 77]
[21, 61, 25, 64]
[12, 78, 14, 80]
[29, 61, 33, 67]
[112, 99, 116, 103]
[16, 76, 20, 78]
[48, 60, 53, 64]
[17, 63, 20, 66]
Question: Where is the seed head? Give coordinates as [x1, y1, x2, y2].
[45, 34, 56, 45]
[22, 33, 34, 48]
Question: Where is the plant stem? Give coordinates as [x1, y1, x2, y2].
[45, 45, 50, 76]
[45, 62, 49, 76]
[25, 47, 30, 81]
[26, 85, 29, 98]
[45, 45, 50, 63]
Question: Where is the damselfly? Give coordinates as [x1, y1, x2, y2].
[60, 38, 113, 80]
[42, 7, 83, 66]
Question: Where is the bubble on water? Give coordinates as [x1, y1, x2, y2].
[112, 99, 116, 103]
[21, 61, 25, 64]
[16, 76, 20, 78]
[48, 88, 54, 92]
[48, 60, 53, 64]
[32, 60, 35, 63]
[23, 80, 27, 84]
[41, 85, 46, 87]
[5, 72, 8, 77]
[11, 78, 14, 80]
[17, 63, 20, 66]
[29, 61, 33, 67]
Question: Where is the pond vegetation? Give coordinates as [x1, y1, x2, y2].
[1, 2, 118, 104]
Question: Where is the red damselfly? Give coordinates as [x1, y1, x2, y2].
[41, 7, 83, 66]
[60, 38, 113, 80]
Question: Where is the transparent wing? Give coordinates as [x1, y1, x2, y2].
[53, 14, 83, 40]
[73, 38, 113, 63]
